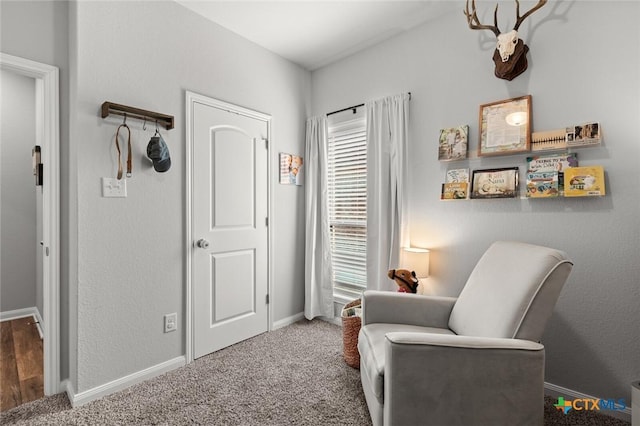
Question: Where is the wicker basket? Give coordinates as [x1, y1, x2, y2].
[341, 298, 362, 369]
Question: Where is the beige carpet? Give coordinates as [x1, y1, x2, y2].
[0, 319, 630, 425]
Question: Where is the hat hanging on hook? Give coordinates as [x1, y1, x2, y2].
[146, 120, 171, 173]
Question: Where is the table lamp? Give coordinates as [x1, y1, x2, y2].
[402, 247, 430, 279]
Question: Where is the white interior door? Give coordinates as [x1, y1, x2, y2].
[191, 95, 270, 359]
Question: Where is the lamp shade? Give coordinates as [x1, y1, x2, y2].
[402, 247, 430, 278]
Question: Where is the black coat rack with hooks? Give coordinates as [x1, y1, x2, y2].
[101, 101, 174, 130]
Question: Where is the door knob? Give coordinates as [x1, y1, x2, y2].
[196, 239, 210, 249]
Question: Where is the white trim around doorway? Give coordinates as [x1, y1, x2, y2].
[0, 52, 61, 395]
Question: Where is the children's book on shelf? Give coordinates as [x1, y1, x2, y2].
[564, 166, 606, 197]
[445, 168, 469, 183]
[441, 182, 468, 200]
[526, 153, 578, 172]
[526, 153, 577, 195]
[526, 171, 559, 198]
[438, 126, 469, 161]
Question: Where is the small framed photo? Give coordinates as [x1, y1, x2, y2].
[470, 167, 519, 199]
[478, 95, 531, 156]
[568, 122, 601, 147]
[279, 152, 304, 186]
[438, 125, 468, 161]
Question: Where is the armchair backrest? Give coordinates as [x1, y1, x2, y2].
[448, 241, 573, 341]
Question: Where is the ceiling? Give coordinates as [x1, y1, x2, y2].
[176, 1, 460, 71]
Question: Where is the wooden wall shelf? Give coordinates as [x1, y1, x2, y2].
[101, 101, 174, 130]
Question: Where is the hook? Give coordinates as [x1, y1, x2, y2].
[143, 116, 147, 131]
[122, 113, 127, 125]
[155, 120, 160, 136]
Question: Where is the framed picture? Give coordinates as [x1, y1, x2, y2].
[438, 125, 468, 161]
[568, 122, 601, 147]
[478, 95, 531, 157]
[470, 167, 519, 199]
[279, 152, 304, 186]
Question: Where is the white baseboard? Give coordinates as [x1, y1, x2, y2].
[545, 381, 632, 422]
[272, 312, 305, 330]
[272, 312, 342, 330]
[62, 379, 75, 404]
[1, 306, 39, 321]
[69, 356, 186, 407]
[1, 307, 43, 338]
[33, 310, 44, 339]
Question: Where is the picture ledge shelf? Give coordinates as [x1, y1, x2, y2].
[101, 101, 174, 130]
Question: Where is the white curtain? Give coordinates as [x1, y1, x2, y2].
[366, 93, 411, 291]
[304, 116, 334, 319]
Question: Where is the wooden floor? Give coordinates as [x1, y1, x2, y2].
[0, 317, 44, 411]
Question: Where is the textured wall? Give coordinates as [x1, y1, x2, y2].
[312, 1, 640, 402]
[0, 70, 37, 312]
[1, 0, 71, 381]
[71, 1, 310, 392]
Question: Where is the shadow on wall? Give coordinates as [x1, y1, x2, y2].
[543, 313, 631, 402]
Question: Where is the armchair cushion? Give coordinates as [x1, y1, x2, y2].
[358, 324, 455, 402]
[448, 241, 572, 341]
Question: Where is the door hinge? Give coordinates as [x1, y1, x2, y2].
[264, 138, 268, 149]
[265, 217, 269, 226]
[266, 294, 270, 304]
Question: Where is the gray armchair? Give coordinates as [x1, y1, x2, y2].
[357, 241, 573, 426]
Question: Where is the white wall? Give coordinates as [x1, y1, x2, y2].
[0, 70, 38, 313]
[312, 1, 640, 402]
[70, 1, 309, 393]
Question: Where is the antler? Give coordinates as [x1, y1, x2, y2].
[464, 0, 500, 36]
[514, 0, 548, 31]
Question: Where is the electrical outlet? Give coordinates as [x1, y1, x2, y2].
[102, 177, 127, 197]
[164, 313, 177, 333]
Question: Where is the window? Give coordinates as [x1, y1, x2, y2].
[327, 112, 367, 301]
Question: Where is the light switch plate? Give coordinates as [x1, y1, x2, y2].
[102, 177, 127, 197]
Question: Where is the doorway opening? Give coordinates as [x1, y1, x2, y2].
[0, 53, 60, 404]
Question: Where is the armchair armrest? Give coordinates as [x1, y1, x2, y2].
[362, 290, 457, 328]
[385, 332, 544, 350]
[383, 333, 545, 426]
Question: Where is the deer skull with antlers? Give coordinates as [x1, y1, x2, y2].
[464, 0, 547, 81]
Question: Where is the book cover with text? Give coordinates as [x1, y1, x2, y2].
[441, 182, 468, 200]
[526, 171, 559, 198]
[564, 166, 606, 197]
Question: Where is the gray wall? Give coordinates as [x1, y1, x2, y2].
[4, 0, 636, 405]
[71, 1, 309, 392]
[0, 70, 37, 313]
[312, 1, 640, 401]
[2, 0, 309, 395]
[1, 0, 71, 379]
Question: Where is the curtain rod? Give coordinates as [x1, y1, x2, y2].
[326, 103, 364, 117]
[326, 92, 411, 117]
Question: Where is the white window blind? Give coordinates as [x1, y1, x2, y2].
[327, 114, 367, 300]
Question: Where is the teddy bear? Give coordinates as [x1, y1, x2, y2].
[387, 269, 425, 294]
